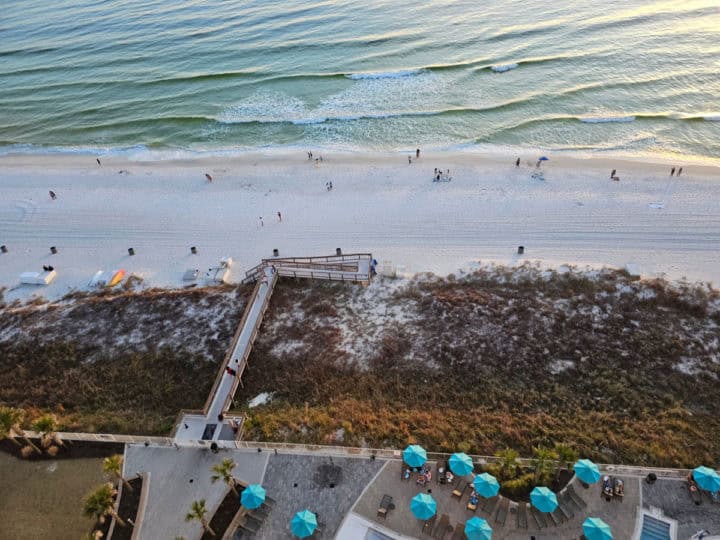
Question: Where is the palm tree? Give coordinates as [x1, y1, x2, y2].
[0, 406, 40, 454]
[495, 448, 519, 481]
[554, 443, 578, 478]
[210, 458, 238, 496]
[531, 446, 558, 485]
[83, 483, 126, 527]
[185, 499, 215, 537]
[103, 454, 133, 493]
[32, 413, 63, 450]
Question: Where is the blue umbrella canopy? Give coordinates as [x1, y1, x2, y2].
[410, 493, 437, 520]
[473, 472, 500, 498]
[449, 452, 474, 476]
[693, 466, 720, 492]
[530, 487, 558, 513]
[465, 516, 493, 540]
[240, 484, 266, 510]
[583, 517, 613, 540]
[291, 510, 317, 538]
[403, 445, 427, 468]
[539, 156, 549, 161]
[574, 459, 601, 484]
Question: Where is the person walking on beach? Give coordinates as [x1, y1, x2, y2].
[670, 167, 675, 176]
[516, 157, 520, 167]
[677, 167, 683, 176]
[408, 156, 412, 164]
[96, 158, 101, 166]
[205, 173, 213, 182]
[49, 190, 57, 200]
[416, 148, 420, 158]
[610, 169, 616, 179]
[277, 211, 282, 222]
[259, 217, 263, 227]
[308, 151, 313, 160]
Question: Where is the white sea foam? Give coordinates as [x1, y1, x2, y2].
[491, 63, 519, 72]
[580, 116, 636, 123]
[345, 68, 425, 80]
[704, 115, 720, 122]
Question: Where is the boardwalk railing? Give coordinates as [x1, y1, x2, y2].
[243, 253, 372, 283]
[22, 430, 691, 480]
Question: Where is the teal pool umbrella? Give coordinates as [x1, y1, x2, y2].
[574, 459, 601, 484]
[583, 517, 613, 540]
[403, 445, 427, 468]
[465, 516, 493, 540]
[240, 484, 266, 510]
[291, 510, 317, 538]
[449, 452, 474, 476]
[530, 487, 558, 513]
[693, 466, 720, 492]
[410, 493, 437, 520]
[473, 472, 500, 498]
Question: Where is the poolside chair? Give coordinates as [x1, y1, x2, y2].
[377, 494, 394, 519]
[516, 502, 528, 529]
[530, 506, 548, 529]
[566, 484, 588, 509]
[421, 514, 437, 536]
[432, 514, 452, 539]
[452, 479, 469, 499]
[494, 497, 509, 525]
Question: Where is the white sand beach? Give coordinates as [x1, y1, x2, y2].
[1, 150, 719, 302]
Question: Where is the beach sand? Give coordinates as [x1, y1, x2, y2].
[1, 149, 719, 302]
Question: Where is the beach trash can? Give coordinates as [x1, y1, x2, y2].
[518, 246, 525, 254]
[1, 245, 8, 253]
[273, 248, 279, 257]
[191, 246, 197, 254]
[336, 247, 342, 255]
[50, 246, 57, 254]
[128, 247, 135, 256]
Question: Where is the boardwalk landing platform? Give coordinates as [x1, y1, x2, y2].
[174, 253, 372, 443]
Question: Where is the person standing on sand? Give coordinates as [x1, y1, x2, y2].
[416, 148, 420, 158]
[308, 151, 312, 160]
[96, 158, 101, 166]
[670, 167, 675, 176]
[259, 217, 263, 227]
[49, 190, 56, 200]
[277, 211, 282, 222]
[205, 173, 213, 182]
[678, 167, 683, 176]
[516, 157, 520, 167]
[611, 169, 616, 179]
[408, 156, 412, 164]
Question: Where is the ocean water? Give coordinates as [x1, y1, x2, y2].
[1, 0, 719, 161]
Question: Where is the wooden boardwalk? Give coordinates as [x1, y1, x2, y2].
[175, 254, 373, 442]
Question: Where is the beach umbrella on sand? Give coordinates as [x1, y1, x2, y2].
[410, 493, 437, 520]
[574, 459, 601, 485]
[403, 445, 427, 468]
[449, 452, 474, 476]
[473, 472, 500, 498]
[583, 517, 613, 540]
[240, 484, 266, 510]
[530, 486, 558, 513]
[465, 516, 493, 540]
[291, 510, 317, 538]
[693, 466, 720, 492]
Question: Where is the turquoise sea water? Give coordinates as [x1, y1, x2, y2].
[1, 0, 719, 160]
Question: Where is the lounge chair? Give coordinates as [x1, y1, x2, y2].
[466, 497, 479, 513]
[549, 507, 565, 525]
[530, 506, 547, 529]
[483, 495, 499, 515]
[422, 514, 437, 536]
[377, 494, 394, 519]
[566, 485, 588, 509]
[557, 495, 574, 520]
[432, 514, 451, 539]
[516, 502, 528, 529]
[452, 479, 469, 499]
[451, 523, 465, 540]
[495, 497, 509, 525]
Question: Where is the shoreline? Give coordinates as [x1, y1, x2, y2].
[1, 149, 719, 302]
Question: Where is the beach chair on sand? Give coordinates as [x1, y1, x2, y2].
[517, 502, 528, 529]
[377, 495, 394, 519]
[557, 495, 574, 520]
[482, 495, 498, 515]
[530, 506, 548, 529]
[452, 479, 469, 499]
[549, 506, 565, 525]
[422, 514, 437, 536]
[451, 523, 465, 540]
